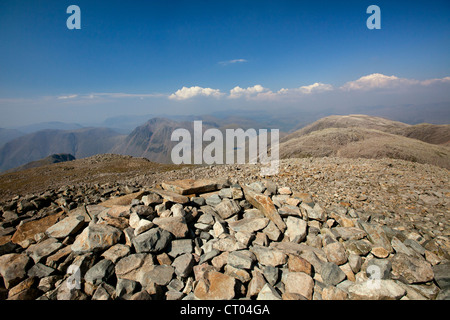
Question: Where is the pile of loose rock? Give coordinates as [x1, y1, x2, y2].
[0, 178, 449, 300]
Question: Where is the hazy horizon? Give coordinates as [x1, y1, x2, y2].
[1, 0, 449, 128]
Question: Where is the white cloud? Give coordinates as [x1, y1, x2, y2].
[278, 82, 334, 95]
[169, 86, 224, 100]
[340, 73, 419, 91]
[219, 59, 248, 66]
[420, 76, 450, 86]
[229, 84, 269, 99]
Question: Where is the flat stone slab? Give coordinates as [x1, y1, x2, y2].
[100, 191, 145, 207]
[150, 188, 189, 204]
[25, 238, 63, 263]
[161, 179, 219, 195]
[45, 215, 85, 239]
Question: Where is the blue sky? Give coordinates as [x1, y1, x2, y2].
[0, 0, 449, 127]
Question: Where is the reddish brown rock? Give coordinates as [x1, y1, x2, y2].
[11, 211, 64, 245]
[194, 270, 236, 300]
[288, 254, 312, 275]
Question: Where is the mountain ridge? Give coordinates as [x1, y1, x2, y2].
[1, 114, 449, 172]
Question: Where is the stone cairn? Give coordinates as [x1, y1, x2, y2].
[0, 178, 448, 300]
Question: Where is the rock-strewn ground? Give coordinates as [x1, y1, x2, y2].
[0, 155, 449, 300]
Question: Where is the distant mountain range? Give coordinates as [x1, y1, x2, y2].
[0, 128, 123, 171]
[0, 114, 449, 172]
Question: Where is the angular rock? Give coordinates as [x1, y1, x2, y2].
[225, 264, 251, 283]
[132, 228, 172, 253]
[204, 193, 222, 206]
[11, 211, 63, 244]
[100, 191, 145, 207]
[262, 221, 282, 241]
[71, 224, 122, 254]
[26, 237, 63, 263]
[150, 188, 189, 204]
[285, 216, 307, 243]
[27, 263, 55, 278]
[214, 198, 240, 219]
[322, 286, 348, 300]
[278, 205, 301, 217]
[101, 244, 131, 263]
[329, 211, 355, 228]
[371, 246, 389, 258]
[134, 219, 154, 236]
[212, 237, 246, 252]
[243, 186, 286, 232]
[247, 269, 267, 298]
[162, 179, 218, 195]
[141, 192, 162, 206]
[85, 259, 115, 285]
[283, 272, 314, 300]
[45, 215, 85, 239]
[138, 265, 174, 287]
[168, 239, 193, 258]
[358, 221, 392, 253]
[332, 227, 367, 241]
[391, 253, 434, 284]
[172, 253, 195, 277]
[228, 218, 269, 234]
[227, 250, 256, 269]
[250, 245, 287, 267]
[345, 239, 372, 256]
[366, 258, 392, 280]
[288, 254, 313, 275]
[432, 261, 450, 290]
[194, 270, 236, 300]
[0, 253, 32, 289]
[391, 237, 417, 256]
[348, 279, 406, 300]
[116, 278, 138, 298]
[115, 253, 152, 281]
[256, 283, 282, 300]
[170, 203, 185, 217]
[7, 277, 40, 300]
[324, 241, 347, 265]
[92, 283, 116, 300]
[320, 262, 346, 286]
[152, 216, 189, 238]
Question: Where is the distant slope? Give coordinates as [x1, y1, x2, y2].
[0, 128, 125, 172]
[0, 128, 24, 147]
[110, 118, 215, 163]
[6, 153, 75, 173]
[281, 114, 410, 142]
[393, 123, 450, 146]
[17, 121, 84, 134]
[279, 115, 450, 169]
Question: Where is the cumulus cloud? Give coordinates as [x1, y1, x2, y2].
[340, 73, 418, 91]
[278, 82, 334, 95]
[228, 84, 269, 99]
[420, 76, 450, 86]
[169, 86, 224, 100]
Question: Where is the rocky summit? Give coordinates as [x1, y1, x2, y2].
[0, 172, 449, 300]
